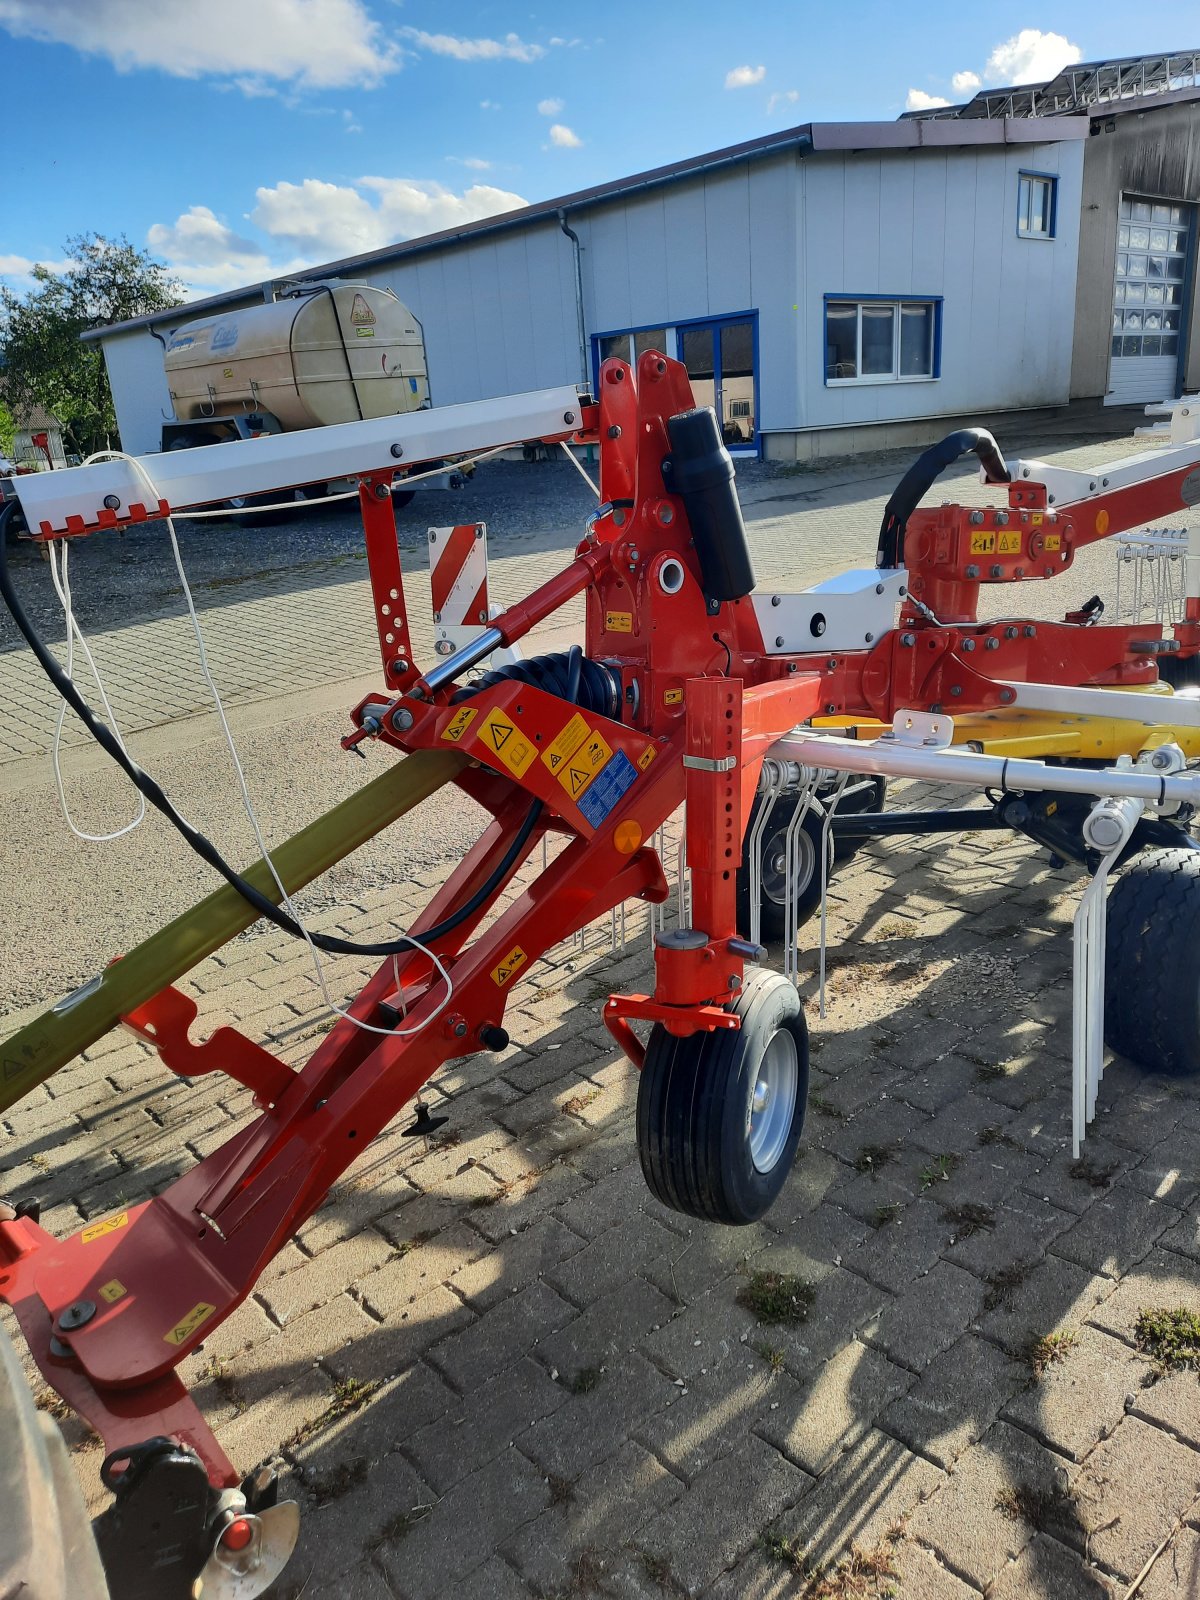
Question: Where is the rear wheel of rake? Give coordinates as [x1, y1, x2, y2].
[637, 968, 809, 1224]
[736, 793, 833, 942]
[1105, 846, 1200, 1075]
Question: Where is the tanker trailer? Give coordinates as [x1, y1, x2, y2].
[160, 280, 460, 516]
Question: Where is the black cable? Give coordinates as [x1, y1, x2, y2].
[0, 502, 564, 959]
[876, 428, 1011, 570]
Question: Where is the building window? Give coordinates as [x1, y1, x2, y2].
[1111, 196, 1192, 359]
[824, 298, 940, 384]
[1018, 173, 1057, 239]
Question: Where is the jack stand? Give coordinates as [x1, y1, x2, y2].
[403, 1100, 450, 1137]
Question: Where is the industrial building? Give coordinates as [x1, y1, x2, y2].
[89, 50, 1200, 462]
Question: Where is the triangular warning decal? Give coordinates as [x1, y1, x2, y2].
[488, 721, 511, 749]
[349, 293, 376, 325]
[548, 752, 562, 770]
[569, 766, 588, 796]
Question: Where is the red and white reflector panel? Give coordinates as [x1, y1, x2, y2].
[429, 522, 489, 657]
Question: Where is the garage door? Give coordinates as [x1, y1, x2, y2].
[1105, 195, 1193, 407]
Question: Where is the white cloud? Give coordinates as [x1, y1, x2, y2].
[0, 252, 75, 289]
[548, 123, 582, 148]
[985, 29, 1081, 86]
[452, 156, 493, 170]
[401, 27, 545, 63]
[480, 99, 501, 110]
[147, 206, 261, 266]
[766, 89, 799, 114]
[725, 64, 766, 89]
[905, 88, 950, 111]
[537, 96, 564, 115]
[250, 175, 529, 256]
[951, 69, 981, 95]
[0, 0, 401, 90]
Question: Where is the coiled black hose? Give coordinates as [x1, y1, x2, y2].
[0, 500, 576, 961]
[454, 649, 620, 719]
[876, 428, 1011, 570]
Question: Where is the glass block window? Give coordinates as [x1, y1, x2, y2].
[1111, 196, 1192, 359]
[824, 299, 939, 383]
[1018, 173, 1057, 239]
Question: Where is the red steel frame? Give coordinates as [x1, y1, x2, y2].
[3, 351, 1199, 1490]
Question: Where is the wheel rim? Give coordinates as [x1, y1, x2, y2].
[747, 1027, 799, 1174]
[762, 826, 815, 907]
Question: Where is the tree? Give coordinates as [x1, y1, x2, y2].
[0, 234, 184, 459]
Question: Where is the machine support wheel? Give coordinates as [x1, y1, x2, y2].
[1104, 846, 1200, 1075]
[636, 968, 809, 1224]
[736, 793, 833, 942]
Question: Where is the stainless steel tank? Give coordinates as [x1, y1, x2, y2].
[163, 281, 430, 430]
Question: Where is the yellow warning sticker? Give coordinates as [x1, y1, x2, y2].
[542, 712, 589, 776]
[1031, 512, 1044, 526]
[638, 745, 658, 771]
[605, 611, 633, 634]
[99, 1279, 127, 1304]
[1043, 533, 1062, 552]
[663, 688, 683, 706]
[476, 708, 537, 777]
[164, 1301, 216, 1347]
[997, 530, 1022, 555]
[559, 729, 614, 801]
[969, 530, 996, 555]
[441, 706, 478, 744]
[82, 1213, 128, 1245]
[490, 945, 528, 986]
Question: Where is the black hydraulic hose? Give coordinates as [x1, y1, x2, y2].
[0, 501, 567, 960]
[876, 428, 1011, 570]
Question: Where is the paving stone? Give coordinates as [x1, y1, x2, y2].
[517, 1354, 678, 1481]
[1001, 1325, 1153, 1460]
[230, 1293, 379, 1406]
[886, 1541, 980, 1599]
[1101, 1088, 1187, 1157]
[635, 1217, 772, 1306]
[810, 1096, 929, 1166]
[376, 1446, 548, 1600]
[890, 1052, 981, 1115]
[1051, 1185, 1181, 1281]
[762, 1145, 846, 1229]
[1156, 1208, 1200, 1268]
[1132, 1368, 1200, 1454]
[357, 1224, 490, 1320]
[1072, 1416, 1200, 1582]
[428, 1280, 575, 1392]
[324, 1285, 475, 1386]
[287, 1447, 433, 1588]
[881, 1334, 1028, 1469]
[452, 1216, 585, 1313]
[756, 1338, 914, 1475]
[289, 1363, 456, 1473]
[537, 1277, 676, 1376]
[986, 1534, 1114, 1599]
[636, 1356, 780, 1482]
[942, 1192, 1074, 1281]
[546, 1215, 681, 1307]
[632, 1434, 807, 1596]
[977, 1252, 1110, 1360]
[257, 1230, 395, 1324]
[1128, 1128, 1200, 1211]
[552, 1160, 698, 1242]
[467, 1156, 590, 1243]
[765, 1427, 941, 1568]
[1021, 1134, 1136, 1216]
[503, 1440, 684, 1594]
[907, 1090, 1022, 1159]
[639, 1278, 761, 1381]
[293, 1567, 396, 1600]
[406, 1357, 568, 1494]
[846, 1195, 954, 1295]
[1137, 1523, 1200, 1600]
[909, 1419, 1086, 1591]
[1087, 1247, 1200, 1348]
[862, 1259, 984, 1373]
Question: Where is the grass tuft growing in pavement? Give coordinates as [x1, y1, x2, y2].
[1026, 1330, 1077, 1377]
[810, 1094, 846, 1120]
[982, 1260, 1033, 1313]
[759, 1534, 900, 1597]
[737, 1270, 816, 1327]
[975, 1062, 1011, 1083]
[565, 1365, 603, 1394]
[1068, 1155, 1118, 1189]
[854, 1143, 894, 1176]
[872, 1203, 902, 1229]
[978, 1125, 1019, 1149]
[919, 1153, 959, 1190]
[755, 1341, 787, 1374]
[1134, 1306, 1200, 1373]
[995, 1481, 1076, 1533]
[940, 1201, 994, 1237]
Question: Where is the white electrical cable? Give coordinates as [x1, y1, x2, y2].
[559, 440, 600, 498]
[46, 538, 147, 841]
[73, 449, 454, 1040]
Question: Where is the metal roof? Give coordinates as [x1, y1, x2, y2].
[85, 114, 1085, 344]
[902, 48, 1200, 122]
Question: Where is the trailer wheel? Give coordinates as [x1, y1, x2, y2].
[637, 968, 809, 1224]
[736, 794, 833, 942]
[834, 776, 888, 863]
[1105, 846, 1200, 1075]
[391, 488, 416, 510]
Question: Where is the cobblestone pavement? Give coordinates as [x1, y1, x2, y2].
[3, 418, 1200, 1598]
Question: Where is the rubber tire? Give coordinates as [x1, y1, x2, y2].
[391, 488, 416, 510]
[736, 793, 833, 942]
[637, 968, 809, 1224]
[1157, 655, 1200, 690]
[1104, 846, 1200, 1075]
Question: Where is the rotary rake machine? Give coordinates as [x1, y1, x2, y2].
[4, 353, 1200, 1596]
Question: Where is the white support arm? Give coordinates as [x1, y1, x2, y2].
[12, 385, 588, 534]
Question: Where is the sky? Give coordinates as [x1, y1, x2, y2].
[0, 2, 1191, 303]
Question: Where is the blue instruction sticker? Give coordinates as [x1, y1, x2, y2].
[577, 750, 638, 830]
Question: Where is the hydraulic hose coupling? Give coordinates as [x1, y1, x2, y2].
[1082, 795, 1143, 854]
